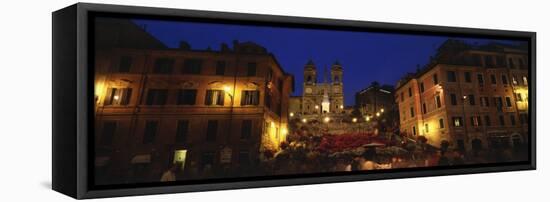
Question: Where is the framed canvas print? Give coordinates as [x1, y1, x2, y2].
[52, 3, 536, 199]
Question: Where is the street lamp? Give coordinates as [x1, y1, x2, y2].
[376, 112, 380, 117]
[324, 117, 330, 123]
[352, 118, 357, 123]
[302, 118, 307, 123]
[380, 108, 384, 113]
[223, 85, 233, 99]
[290, 112, 294, 117]
[365, 116, 370, 122]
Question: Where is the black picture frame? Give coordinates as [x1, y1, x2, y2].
[52, 3, 536, 199]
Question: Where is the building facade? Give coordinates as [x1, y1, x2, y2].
[94, 26, 294, 184]
[395, 40, 529, 153]
[289, 60, 345, 121]
[355, 82, 395, 117]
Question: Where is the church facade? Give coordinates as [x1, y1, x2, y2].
[289, 60, 345, 120]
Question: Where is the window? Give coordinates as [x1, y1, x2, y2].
[182, 59, 202, 74]
[512, 75, 518, 85]
[477, 74, 484, 86]
[206, 120, 218, 142]
[468, 94, 475, 105]
[484, 115, 491, 126]
[501, 75, 508, 85]
[516, 93, 523, 102]
[505, 97, 512, 107]
[422, 103, 427, 114]
[408, 87, 412, 97]
[247, 62, 257, 76]
[435, 95, 442, 108]
[519, 114, 527, 124]
[471, 116, 481, 127]
[205, 90, 224, 106]
[450, 93, 457, 105]
[241, 90, 260, 106]
[485, 55, 494, 67]
[411, 126, 416, 136]
[510, 115, 516, 125]
[145, 89, 168, 105]
[508, 58, 515, 68]
[278, 78, 284, 92]
[177, 89, 197, 105]
[176, 120, 189, 143]
[143, 121, 158, 144]
[464, 72, 472, 83]
[153, 58, 174, 74]
[424, 123, 429, 133]
[100, 121, 117, 145]
[216, 61, 226, 75]
[499, 115, 505, 126]
[518, 58, 525, 68]
[118, 56, 132, 73]
[334, 75, 340, 82]
[265, 92, 272, 109]
[241, 120, 252, 139]
[410, 107, 415, 118]
[494, 97, 503, 111]
[400, 92, 404, 102]
[239, 151, 250, 165]
[439, 118, 445, 128]
[104, 88, 132, 106]
[453, 117, 463, 127]
[490, 74, 497, 84]
[420, 82, 425, 92]
[433, 74, 439, 85]
[200, 152, 215, 169]
[447, 71, 457, 82]
[480, 97, 490, 107]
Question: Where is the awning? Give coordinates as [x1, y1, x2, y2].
[131, 154, 151, 164]
[95, 157, 110, 167]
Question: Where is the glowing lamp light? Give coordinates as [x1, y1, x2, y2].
[380, 108, 385, 113]
[281, 128, 288, 135]
[290, 112, 294, 117]
[324, 117, 330, 123]
[462, 95, 467, 100]
[223, 85, 232, 94]
[352, 118, 357, 123]
[302, 118, 307, 123]
[315, 105, 319, 109]
[340, 105, 344, 109]
[376, 112, 380, 117]
[365, 116, 370, 121]
[113, 95, 119, 100]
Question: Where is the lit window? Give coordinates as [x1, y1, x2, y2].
[453, 117, 463, 127]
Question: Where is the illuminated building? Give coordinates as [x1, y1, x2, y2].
[288, 60, 345, 121]
[93, 20, 294, 184]
[395, 40, 529, 153]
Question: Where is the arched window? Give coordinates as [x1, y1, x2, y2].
[307, 75, 312, 82]
[334, 76, 339, 82]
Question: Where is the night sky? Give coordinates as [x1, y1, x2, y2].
[133, 19, 522, 105]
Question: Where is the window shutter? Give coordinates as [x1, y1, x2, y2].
[104, 88, 113, 105]
[205, 90, 212, 105]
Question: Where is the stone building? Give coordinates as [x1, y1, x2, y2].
[355, 82, 395, 117]
[289, 60, 345, 121]
[93, 19, 294, 184]
[395, 39, 529, 153]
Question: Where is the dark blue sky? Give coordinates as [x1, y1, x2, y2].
[133, 19, 521, 105]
